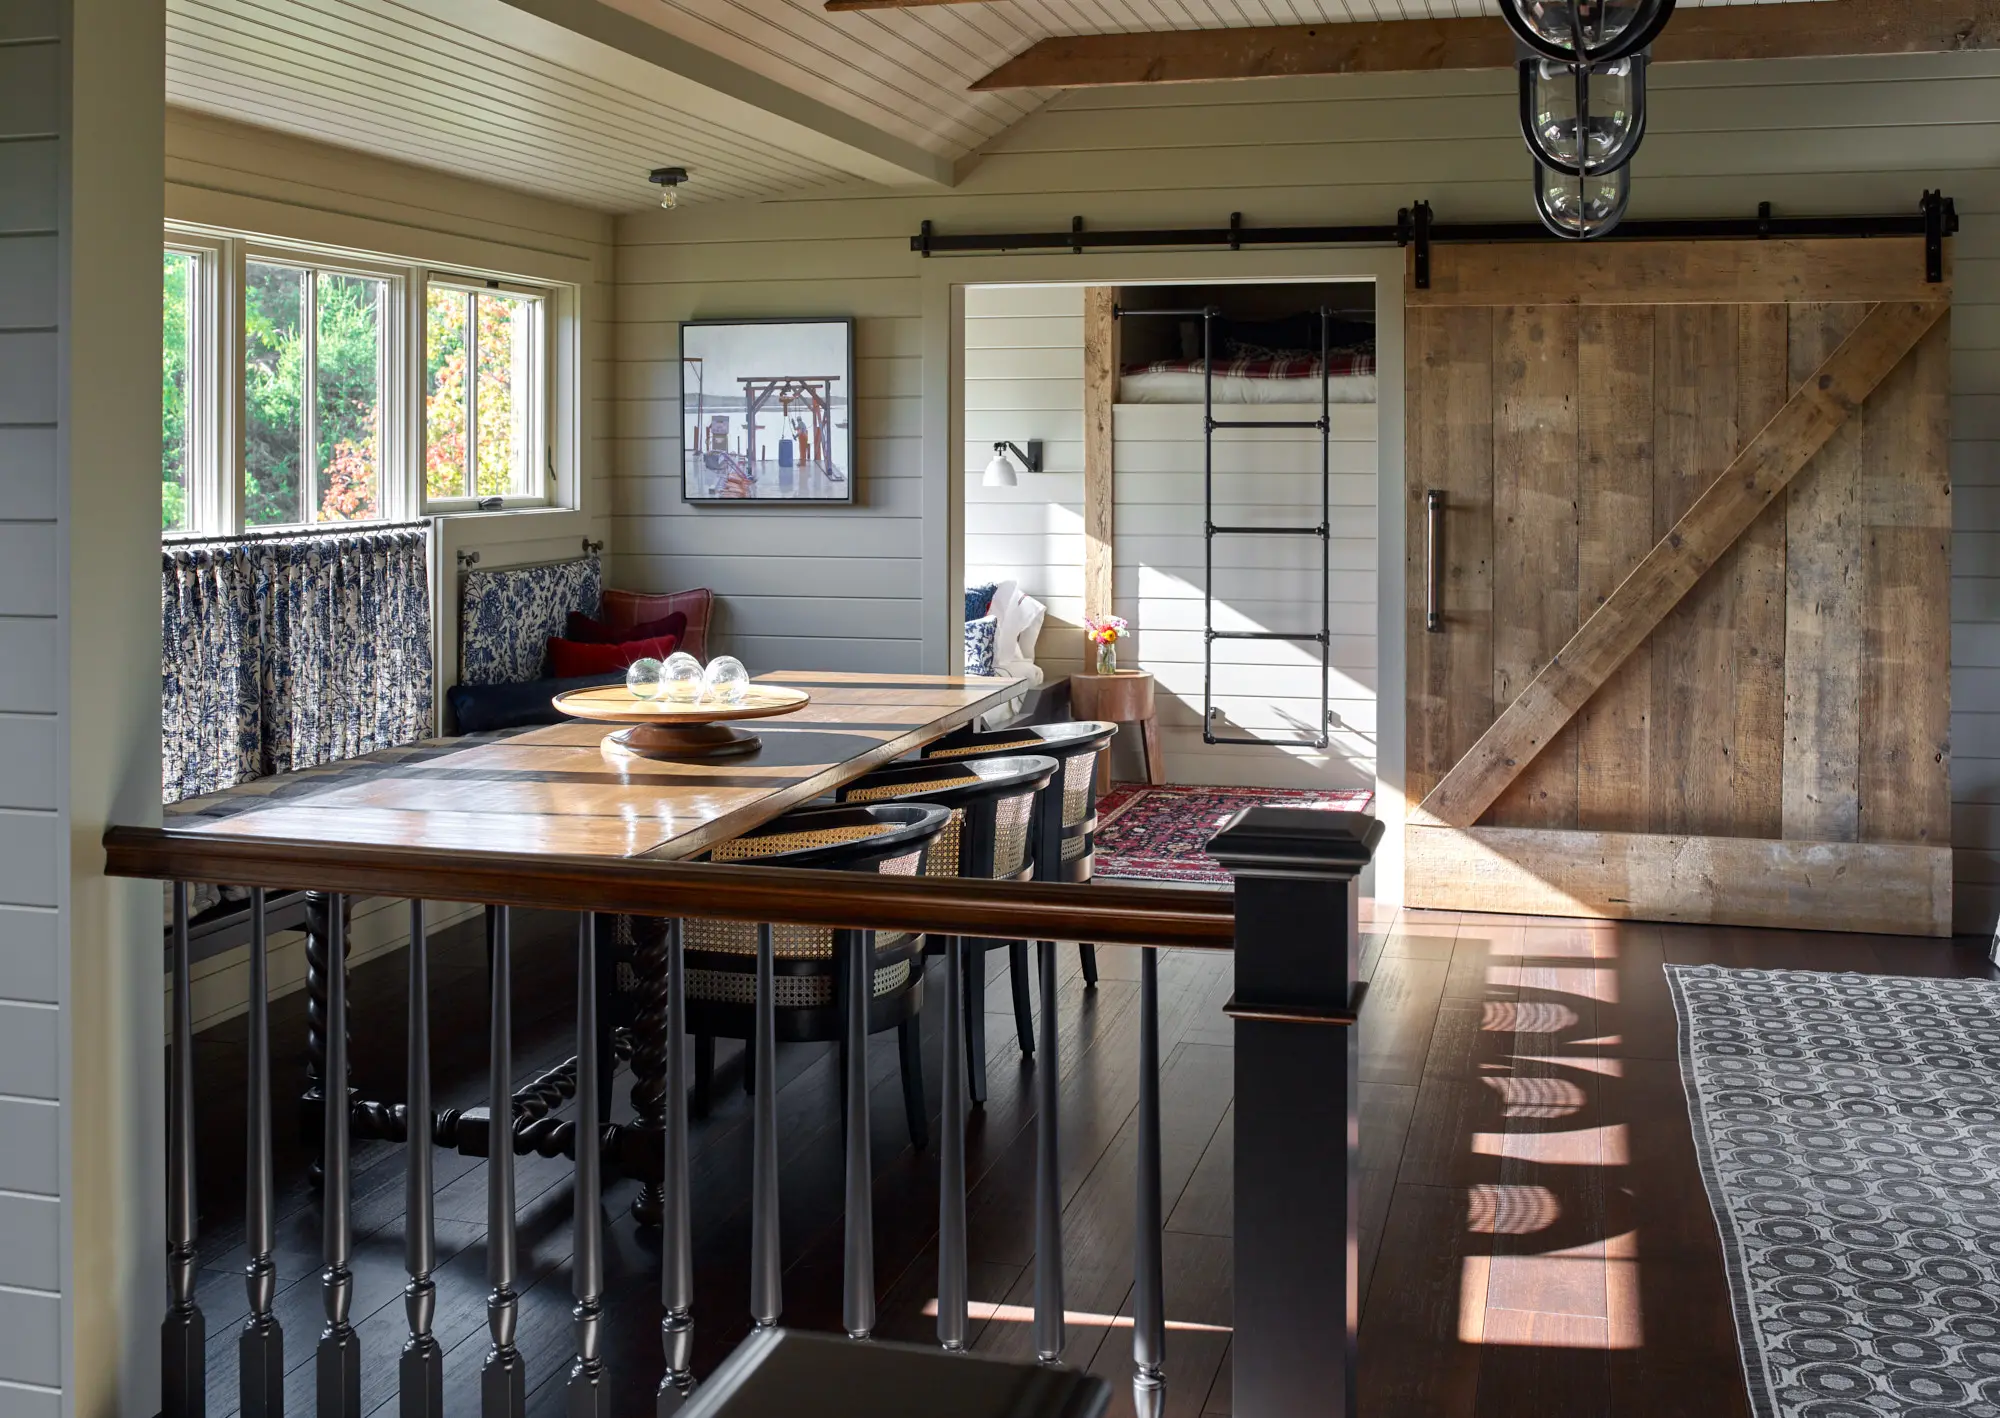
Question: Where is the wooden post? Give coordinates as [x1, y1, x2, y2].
[1083, 287, 1120, 626]
[1209, 808, 1380, 1418]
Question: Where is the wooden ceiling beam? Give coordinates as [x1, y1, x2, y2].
[969, 0, 2000, 90]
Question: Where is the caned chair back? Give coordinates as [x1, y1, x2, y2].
[837, 754, 1058, 885]
[684, 803, 949, 1011]
[922, 721, 1117, 885]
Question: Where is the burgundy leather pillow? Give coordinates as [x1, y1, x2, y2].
[604, 588, 711, 660]
[545, 631, 681, 678]
[565, 608, 687, 647]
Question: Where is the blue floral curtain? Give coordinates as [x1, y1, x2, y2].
[162, 525, 433, 803]
[458, 550, 602, 685]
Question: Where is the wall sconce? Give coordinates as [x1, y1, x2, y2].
[983, 439, 1042, 488]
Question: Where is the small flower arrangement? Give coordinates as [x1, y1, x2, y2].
[1085, 615, 1129, 675]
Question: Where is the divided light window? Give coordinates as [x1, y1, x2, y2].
[162, 227, 557, 537]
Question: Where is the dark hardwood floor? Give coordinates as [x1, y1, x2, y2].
[183, 904, 1998, 1417]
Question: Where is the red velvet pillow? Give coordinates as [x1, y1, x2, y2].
[565, 608, 688, 646]
[604, 588, 711, 660]
[545, 632, 681, 678]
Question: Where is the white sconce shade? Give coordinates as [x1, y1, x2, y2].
[982, 449, 1018, 488]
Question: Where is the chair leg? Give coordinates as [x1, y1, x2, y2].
[693, 1034, 715, 1118]
[1007, 942, 1036, 1056]
[964, 947, 989, 1105]
[898, 1018, 929, 1150]
[1079, 943, 1099, 988]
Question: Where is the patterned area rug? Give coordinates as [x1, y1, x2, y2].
[1093, 783, 1375, 884]
[1670, 965, 2000, 1418]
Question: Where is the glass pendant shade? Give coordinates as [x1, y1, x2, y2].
[1534, 160, 1631, 239]
[1502, 0, 1674, 62]
[1519, 55, 1647, 177]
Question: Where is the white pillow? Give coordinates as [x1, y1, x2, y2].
[993, 586, 1046, 670]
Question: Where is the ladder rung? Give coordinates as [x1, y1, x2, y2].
[1208, 418, 1327, 431]
[1208, 630, 1328, 642]
[1202, 733, 1332, 749]
[1208, 523, 1326, 537]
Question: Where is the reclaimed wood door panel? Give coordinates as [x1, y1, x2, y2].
[1404, 241, 1952, 935]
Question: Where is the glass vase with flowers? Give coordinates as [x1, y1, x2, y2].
[1085, 615, 1129, 675]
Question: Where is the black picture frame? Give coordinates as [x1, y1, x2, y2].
[678, 317, 857, 504]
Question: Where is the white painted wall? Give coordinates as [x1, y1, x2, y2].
[613, 51, 2000, 932]
[963, 283, 1087, 681]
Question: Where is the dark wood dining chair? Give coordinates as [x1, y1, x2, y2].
[921, 721, 1119, 986]
[837, 753, 1060, 1104]
[684, 801, 952, 1147]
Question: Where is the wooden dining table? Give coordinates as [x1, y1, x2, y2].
[155, 669, 1029, 1209]
[163, 670, 1027, 862]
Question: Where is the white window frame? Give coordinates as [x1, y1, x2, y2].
[418, 274, 554, 514]
[163, 224, 566, 539]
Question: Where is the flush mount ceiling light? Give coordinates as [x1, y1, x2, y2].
[1501, 0, 1670, 240]
[649, 166, 689, 209]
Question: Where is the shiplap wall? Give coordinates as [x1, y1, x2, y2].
[963, 284, 1087, 681]
[613, 52, 2000, 932]
[0, 5, 68, 1407]
[166, 109, 620, 1022]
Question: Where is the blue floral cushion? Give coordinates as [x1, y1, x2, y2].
[460, 552, 602, 685]
[964, 614, 998, 676]
[965, 582, 998, 622]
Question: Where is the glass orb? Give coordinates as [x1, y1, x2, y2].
[625, 657, 664, 699]
[1521, 56, 1645, 176]
[660, 651, 704, 704]
[1502, 0, 1673, 62]
[700, 655, 750, 706]
[1534, 160, 1632, 240]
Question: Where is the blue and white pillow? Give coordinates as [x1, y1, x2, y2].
[964, 615, 999, 676]
[965, 581, 998, 622]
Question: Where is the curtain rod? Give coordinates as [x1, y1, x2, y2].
[164, 518, 432, 548]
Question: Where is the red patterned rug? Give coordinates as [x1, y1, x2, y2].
[1093, 783, 1376, 885]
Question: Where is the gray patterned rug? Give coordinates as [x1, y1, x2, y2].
[1670, 966, 2000, 1418]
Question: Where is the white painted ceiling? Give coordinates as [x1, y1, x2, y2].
[168, 0, 1827, 213]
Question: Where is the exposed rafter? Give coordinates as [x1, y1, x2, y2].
[970, 0, 2000, 90]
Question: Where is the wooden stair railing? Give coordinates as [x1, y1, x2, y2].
[117, 806, 1375, 1418]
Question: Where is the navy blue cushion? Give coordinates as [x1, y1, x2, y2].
[447, 671, 621, 733]
[965, 581, 998, 622]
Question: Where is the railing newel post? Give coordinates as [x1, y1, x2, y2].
[482, 905, 526, 1418]
[1207, 807, 1380, 1418]
[750, 923, 782, 1329]
[842, 928, 876, 1340]
[1033, 938, 1065, 1364]
[1132, 946, 1165, 1409]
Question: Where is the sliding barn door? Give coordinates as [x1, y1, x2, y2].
[1404, 238, 1952, 935]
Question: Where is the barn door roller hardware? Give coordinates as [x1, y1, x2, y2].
[911, 194, 1957, 287]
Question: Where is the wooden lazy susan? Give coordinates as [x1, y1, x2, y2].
[551, 682, 811, 759]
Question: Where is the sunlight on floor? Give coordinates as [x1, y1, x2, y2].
[922, 1299, 1232, 1334]
[1459, 1233, 1644, 1349]
[1480, 1075, 1589, 1118]
[1465, 1184, 1564, 1235]
[1471, 1123, 1630, 1166]
[1481, 1001, 1580, 1033]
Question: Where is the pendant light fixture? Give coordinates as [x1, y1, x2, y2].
[1501, 0, 1671, 240]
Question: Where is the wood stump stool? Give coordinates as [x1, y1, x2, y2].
[1068, 669, 1162, 793]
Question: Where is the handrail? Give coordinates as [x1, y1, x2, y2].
[103, 826, 1236, 949]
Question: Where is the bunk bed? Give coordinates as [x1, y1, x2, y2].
[1116, 311, 1375, 405]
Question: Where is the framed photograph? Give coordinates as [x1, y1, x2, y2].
[679, 318, 856, 503]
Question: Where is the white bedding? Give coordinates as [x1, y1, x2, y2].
[1117, 371, 1378, 405]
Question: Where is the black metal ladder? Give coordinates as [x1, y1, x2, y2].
[1114, 304, 1334, 750]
